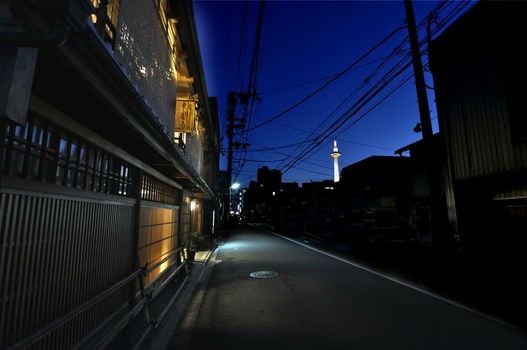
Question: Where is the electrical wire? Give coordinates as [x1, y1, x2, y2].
[245, 22, 408, 133]
[275, 1, 468, 177]
[258, 56, 391, 95]
[235, 1, 249, 91]
[232, 0, 475, 183]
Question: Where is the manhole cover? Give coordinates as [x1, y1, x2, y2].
[250, 271, 279, 279]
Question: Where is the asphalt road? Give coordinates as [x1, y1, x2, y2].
[168, 227, 527, 350]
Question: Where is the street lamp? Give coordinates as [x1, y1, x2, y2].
[230, 182, 241, 214]
[228, 182, 242, 226]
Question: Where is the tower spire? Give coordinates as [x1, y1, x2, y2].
[330, 140, 341, 182]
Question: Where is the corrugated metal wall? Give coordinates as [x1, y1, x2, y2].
[440, 151, 458, 235]
[435, 61, 527, 181]
[0, 192, 134, 349]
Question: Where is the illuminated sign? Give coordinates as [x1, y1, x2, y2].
[175, 98, 197, 133]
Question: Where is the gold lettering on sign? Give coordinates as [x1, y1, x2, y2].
[175, 99, 196, 133]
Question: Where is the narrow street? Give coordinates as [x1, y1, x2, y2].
[165, 226, 527, 350]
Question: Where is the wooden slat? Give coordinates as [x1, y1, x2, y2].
[1, 115, 185, 348]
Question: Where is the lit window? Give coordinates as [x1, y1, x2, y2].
[91, 0, 121, 49]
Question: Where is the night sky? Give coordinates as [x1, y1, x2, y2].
[193, 0, 474, 186]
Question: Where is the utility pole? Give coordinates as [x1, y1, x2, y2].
[226, 92, 236, 189]
[404, 0, 433, 140]
[223, 92, 250, 228]
[404, 0, 445, 251]
[224, 92, 237, 228]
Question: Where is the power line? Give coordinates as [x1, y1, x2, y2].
[234, 0, 474, 184]
[276, 50, 408, 169]
[279, 54, 415, 174]
[276, 0, 468, 176]
[286, 165, 332, 177]
[245, 139, 313, 152]
[245, 22, 408, 132]
[231, 0, 268, 183]
[235, 1, 249, 91]
[280, 58, 413, 174]
[338, 139, 394, 152]
[258, 56, 390, 96]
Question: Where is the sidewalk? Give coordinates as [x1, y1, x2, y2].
[138, 247, 220, 350]
[102, 245, 218, 349]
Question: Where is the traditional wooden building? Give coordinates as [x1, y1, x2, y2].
[0, 0, 219, 348]
[430, 1, 527, 258]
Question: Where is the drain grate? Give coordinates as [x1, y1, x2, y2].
[249, 271, 279, 279]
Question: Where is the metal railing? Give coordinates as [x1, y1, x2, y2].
[8, 248, 190, 350]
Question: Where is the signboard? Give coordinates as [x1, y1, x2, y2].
[175, 98, 196, 133]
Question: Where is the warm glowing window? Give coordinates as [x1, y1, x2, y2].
[158, 0, 169, 29]
[167, 22, 179, 74]
[106, 0, 120, 28]
[138, 206, 179, 284]
[191, 199, 203, 234]
[156, 0, 180, 78]
[91, 0, 121, 49]
[91, 0, 99, 22]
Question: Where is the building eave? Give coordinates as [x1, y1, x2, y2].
[58, 21, 215, 199]
[172, 0, 218, 150]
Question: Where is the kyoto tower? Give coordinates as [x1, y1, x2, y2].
[330, 140, 341, 183]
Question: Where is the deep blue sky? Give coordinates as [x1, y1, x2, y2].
[193, 0, 472, 186]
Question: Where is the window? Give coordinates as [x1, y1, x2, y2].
[156, 0, 180, 78]
[91, 0, 121, 49]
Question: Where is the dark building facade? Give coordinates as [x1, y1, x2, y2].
[339, 156, 415, 243]
[395, 135, 455, 246]
[245, 167, 282, 226]
[256, 166, 281, 191]
[430, 1, 527, 258]
[0, 0, 219, 348]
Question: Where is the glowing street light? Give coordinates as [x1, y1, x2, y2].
[229, 182, 242, 218]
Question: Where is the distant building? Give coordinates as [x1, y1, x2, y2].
[244, 167, 282, 225]
[301, 179, 339, 235]
[340, 156, 412, 198]
[257, 166, 281, 191]
[339, 156, 415, 243]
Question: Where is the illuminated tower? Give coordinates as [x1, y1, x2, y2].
[330, 140, 341, 183]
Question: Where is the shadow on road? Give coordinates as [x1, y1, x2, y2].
[247, 224, 527, 332]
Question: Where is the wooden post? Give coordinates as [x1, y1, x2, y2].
[0, 46, 38, 125]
